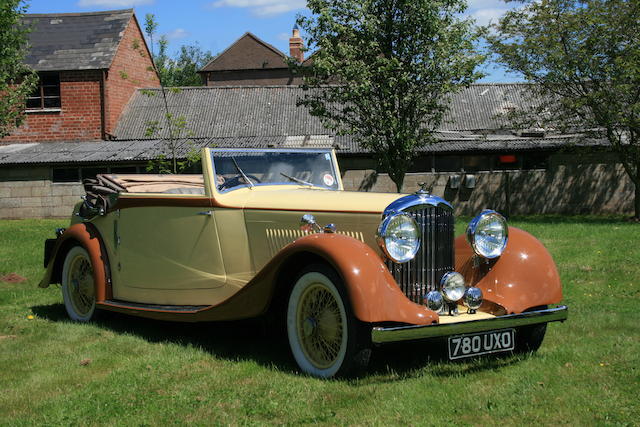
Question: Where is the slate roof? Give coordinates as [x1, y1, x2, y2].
[114, 84, 535, 141]
[0, 135, 606, 166]
[22, 9, 133, 71]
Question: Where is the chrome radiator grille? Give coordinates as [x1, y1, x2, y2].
[385, 205, 455, 304]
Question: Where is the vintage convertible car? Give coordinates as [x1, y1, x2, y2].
[40, 148, 567, 377]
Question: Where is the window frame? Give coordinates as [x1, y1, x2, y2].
[26, 72, 61, 111]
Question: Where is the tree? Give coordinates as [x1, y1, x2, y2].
[143, 14, 199, 174]
[0, 0, 37, 138]
[488, 0, 640, 219]
[154, 38, 215, 87]
[292, 0, 484, 192]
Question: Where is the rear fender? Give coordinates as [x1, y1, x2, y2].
[455, 227, 563, 314]
[39, 223, 110, 302]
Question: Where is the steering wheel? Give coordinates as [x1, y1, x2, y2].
[219, 174, 262, 190]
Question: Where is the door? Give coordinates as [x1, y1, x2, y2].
[114, 205, 227, 305]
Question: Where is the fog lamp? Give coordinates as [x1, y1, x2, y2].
[464, 286, 483, 314]
[441, 272, 465, 302]
[424, 290, 443, 312]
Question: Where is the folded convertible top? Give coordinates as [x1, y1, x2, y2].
[80, 174, 205, 216]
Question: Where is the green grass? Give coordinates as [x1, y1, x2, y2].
[1, 217, 638, 425]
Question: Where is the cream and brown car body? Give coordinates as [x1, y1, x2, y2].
[40, 148, 567, 377]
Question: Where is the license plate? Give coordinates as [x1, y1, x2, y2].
[448, 329, 515, 360]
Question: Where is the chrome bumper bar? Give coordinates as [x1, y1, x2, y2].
[371, 305, 568, 344]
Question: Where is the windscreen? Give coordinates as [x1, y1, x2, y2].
[211, 150, 339, 192]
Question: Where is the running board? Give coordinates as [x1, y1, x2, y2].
[98, 299, 210, 314]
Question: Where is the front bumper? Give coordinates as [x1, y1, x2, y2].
[371, 305, 568, 344]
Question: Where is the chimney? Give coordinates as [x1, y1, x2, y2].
[289, 24, 304, 62]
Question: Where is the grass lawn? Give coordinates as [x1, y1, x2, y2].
[0, 217, 638, 425]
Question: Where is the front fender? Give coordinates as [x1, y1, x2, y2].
[39, 223, 109, 302]
[282, 233, 438, 325]
[224, 233, 438, 325]
[455, 227, 563, 314]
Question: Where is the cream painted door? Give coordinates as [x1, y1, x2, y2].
[116, 206, 226, 299]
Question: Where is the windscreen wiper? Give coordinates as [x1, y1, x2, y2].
[231, 157, 254, 188]
[280, 172, 313, 187]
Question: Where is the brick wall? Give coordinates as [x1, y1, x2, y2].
[105, 17, 160, 135]
[0, 16, 158, 144]
[1, 71, 103, 143]
[205, 69, 303, 86]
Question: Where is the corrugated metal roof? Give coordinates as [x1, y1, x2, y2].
[0, 135, 606, 166]
[22, 9, 132, 71]
[443, 84, 534, 131]
[114, 84, 535, 141]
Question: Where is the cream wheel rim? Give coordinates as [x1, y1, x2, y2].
[67, 254, 95, 316]
[296, 283, 344, 369]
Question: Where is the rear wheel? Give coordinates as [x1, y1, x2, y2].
[61, 246, 96, 322]
[286, 265, 370, 378]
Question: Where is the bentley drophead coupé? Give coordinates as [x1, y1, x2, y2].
[40, 148, 567, 377]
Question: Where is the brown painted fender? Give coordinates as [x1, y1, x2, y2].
[220, 233, 439, 325]
[39, 223, 110, 302]
[279, 233, 438, 325]
[455, 227, 563, 314]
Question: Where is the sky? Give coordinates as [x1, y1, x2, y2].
[25, 0, 524, 83]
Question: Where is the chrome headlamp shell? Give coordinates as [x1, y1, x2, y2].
[466, 210, 508, 259]
[377, 213, 421, 264]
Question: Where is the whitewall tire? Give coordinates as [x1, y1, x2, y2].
[286, 265, 370, 378]
[61, 246, 96, 322]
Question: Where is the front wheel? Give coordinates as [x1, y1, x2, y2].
[514, 306, 548, 353]
[61, 246, 96, 322]
[286, 265, 370, 378]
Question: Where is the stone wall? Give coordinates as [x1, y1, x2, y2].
[0, 167, 82, 220]
[0, 153, 635, 219]
[341, 156, 634, 216]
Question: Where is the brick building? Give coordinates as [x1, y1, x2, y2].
[2, 9, 159, 143]
[198, 27, 310, 86]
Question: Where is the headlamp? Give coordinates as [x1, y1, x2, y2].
[377, 213, 420, 263]
[466, 210, 508, 259]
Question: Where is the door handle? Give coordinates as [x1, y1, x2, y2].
[197, 210, 213, 216]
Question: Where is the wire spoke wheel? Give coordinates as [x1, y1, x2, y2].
[297, 284, 344, 369]
[287, 265, 370, 378]
[62, 246, 96, 322]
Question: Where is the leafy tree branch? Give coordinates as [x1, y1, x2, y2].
[292, 0, 484, 192]
[488, 0, 640, 218]
[0, 0, 38, 138]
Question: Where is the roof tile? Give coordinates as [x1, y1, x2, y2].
[23, 9, 133, 71]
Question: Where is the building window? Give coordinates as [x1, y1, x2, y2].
[27, 73, 61, 110]
[522, 152, 549, 170]
[434, 156, 462, 172]
[52, 168, 80, 183]
[81, 167, 109, 180]
[463, 155, 491, 172]
[110, 166, 138, 174]
[494, 154, 521, 171]
[52, 166, 143, 183]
